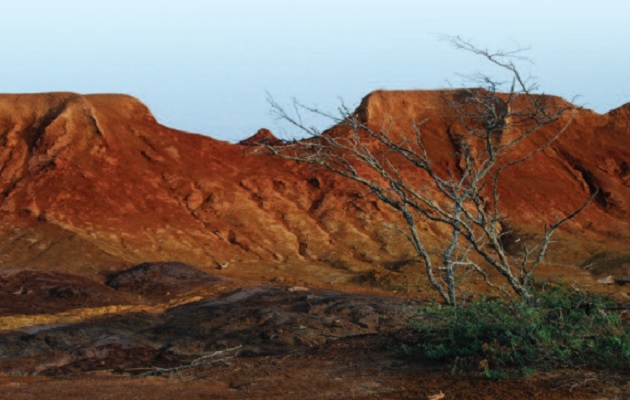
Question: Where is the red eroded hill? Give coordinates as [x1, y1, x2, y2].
[239, 128, 284, 146]
[0, 91, 627, 286]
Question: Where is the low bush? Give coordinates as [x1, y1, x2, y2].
[405, 286, 630, 379]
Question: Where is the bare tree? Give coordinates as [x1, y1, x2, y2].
[263, 37, 593, 306]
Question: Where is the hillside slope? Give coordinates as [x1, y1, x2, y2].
[0, 91, 627, 285]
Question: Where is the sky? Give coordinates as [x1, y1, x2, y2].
[0, 1, 629, 142]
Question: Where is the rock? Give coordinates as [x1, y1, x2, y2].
[0, 287, 425, 375]
[106, 262, 224, 298]
[0, 270, 126, 315]
[216, 262, 229, 270]
[288, 286, 309, 292]
[166, 336, 208, 357]
[238, 128, 284, 146]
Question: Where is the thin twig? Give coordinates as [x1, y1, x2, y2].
[140, 345, 242, 377]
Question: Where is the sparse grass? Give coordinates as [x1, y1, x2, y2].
[404, 285, 630, 379]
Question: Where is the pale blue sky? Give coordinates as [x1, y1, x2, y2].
[0, 1, 628, 141]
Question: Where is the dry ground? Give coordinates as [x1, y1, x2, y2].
[0, 262, 628, 400]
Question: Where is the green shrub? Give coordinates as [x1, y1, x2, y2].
[406, 286, 630, 378]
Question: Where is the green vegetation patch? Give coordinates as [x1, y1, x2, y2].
[405, 286, 630, 379]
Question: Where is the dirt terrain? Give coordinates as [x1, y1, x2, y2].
[0, 264, 628, 399]
[2, 349, 628, 400]
[0, 91, 628, 398]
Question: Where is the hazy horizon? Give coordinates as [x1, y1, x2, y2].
[1, 1, 628, 142]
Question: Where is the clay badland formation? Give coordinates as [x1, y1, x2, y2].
[0, 91, 628, 399]
[0, 91, 628, 282]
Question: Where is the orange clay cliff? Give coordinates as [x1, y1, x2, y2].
[0, 91, 627, 288]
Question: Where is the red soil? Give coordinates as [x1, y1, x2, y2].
[0, 91, 627, 286]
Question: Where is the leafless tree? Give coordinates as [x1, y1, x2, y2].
[263, 37, 593, 306]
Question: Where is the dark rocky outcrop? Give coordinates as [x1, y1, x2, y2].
[107, 262, 224, 298]
[0, 286, 424, 375]
[239, 128, 284, 146]
[0, 270, 127, 314]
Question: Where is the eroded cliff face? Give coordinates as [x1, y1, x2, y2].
[357, 90, 629, 219]
[340, 90, 630, 278]
[0, 91, 627, 284]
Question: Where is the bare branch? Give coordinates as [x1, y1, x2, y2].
[261, 39, 590, 306]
